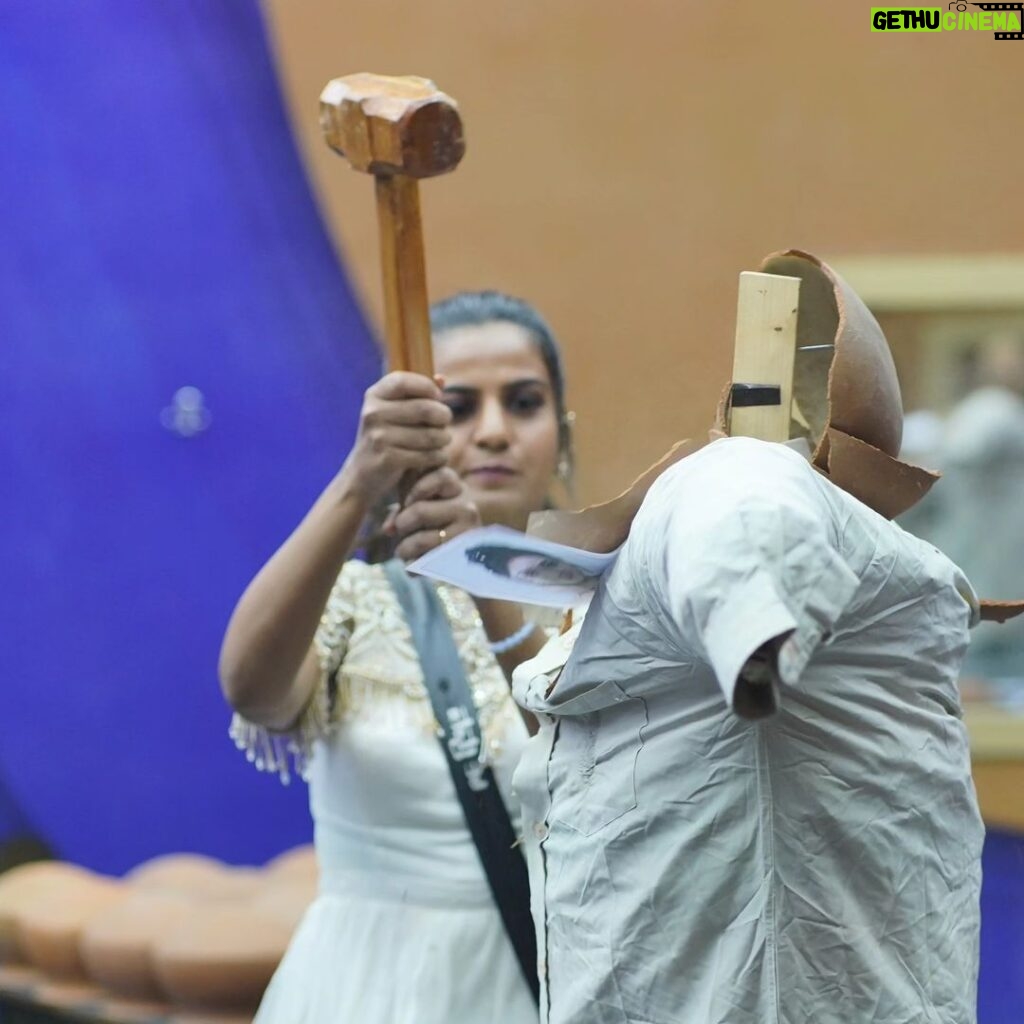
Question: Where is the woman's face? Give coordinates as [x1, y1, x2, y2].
[434, 320, 561, 530]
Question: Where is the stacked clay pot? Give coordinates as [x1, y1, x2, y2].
[0, 845, 316, 1013]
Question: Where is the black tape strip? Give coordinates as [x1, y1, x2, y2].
[731, 383, 781, 408]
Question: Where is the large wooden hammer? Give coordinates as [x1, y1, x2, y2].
[320, 74, 465, 377]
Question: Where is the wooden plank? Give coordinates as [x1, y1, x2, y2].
[965, 705, 1024, 761]
[971, 760, 1024, 834]
[961, 706, 1024, 832]
[729, 272, 800, 443]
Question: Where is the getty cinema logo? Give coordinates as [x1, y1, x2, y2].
[871, 2, 1024, 37]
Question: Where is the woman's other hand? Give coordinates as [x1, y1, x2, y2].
[342, 373, 453, 505]
[389, 466, 482, 562]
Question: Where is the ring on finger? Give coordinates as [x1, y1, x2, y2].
[438, 528, 448, 543]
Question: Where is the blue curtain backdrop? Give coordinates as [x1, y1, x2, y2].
[0, 1, 379, 873]
[979, 831, 1024, 1023]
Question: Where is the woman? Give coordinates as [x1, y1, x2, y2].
[219, 291, 573, 1023]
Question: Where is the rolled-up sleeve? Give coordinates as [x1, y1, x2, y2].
[632, 439, 860, 715]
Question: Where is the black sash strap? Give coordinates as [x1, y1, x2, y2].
[383, 560, 539, 1005]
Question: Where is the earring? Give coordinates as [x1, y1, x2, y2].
[558, 410, 576, 483]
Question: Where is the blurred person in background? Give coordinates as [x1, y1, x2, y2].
[219, 292, 575, 1023]
[902, 334, 1024, 688]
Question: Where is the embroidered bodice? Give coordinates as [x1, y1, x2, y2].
[230, 559, 522, 783]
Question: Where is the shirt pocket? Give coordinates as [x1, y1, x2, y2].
[548, 681, 648, 837]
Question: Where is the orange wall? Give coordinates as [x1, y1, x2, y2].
[263, 0, 1023, 503]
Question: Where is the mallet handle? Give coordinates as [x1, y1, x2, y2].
[375, 175, 434, 377]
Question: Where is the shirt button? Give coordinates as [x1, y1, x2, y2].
[533, 822, 549, 840]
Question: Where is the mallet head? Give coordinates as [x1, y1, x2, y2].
[319, 73, 465, 178]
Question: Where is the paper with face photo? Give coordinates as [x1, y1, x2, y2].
[406, 525, 619, 607]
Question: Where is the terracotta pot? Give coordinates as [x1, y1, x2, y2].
[127, 853, 262, 901]
[16, 868, 124, 979]
[152, 902, 294, 1010]
[79, 889, 195, 999]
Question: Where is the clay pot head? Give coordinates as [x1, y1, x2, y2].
[530, 248, 939, 555]
[758, 249, 938, 519]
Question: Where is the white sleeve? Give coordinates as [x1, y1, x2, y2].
[229, 562, 356, 783]
[633, 439, 860, 717]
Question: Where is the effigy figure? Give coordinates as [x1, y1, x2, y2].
[508, 250, 1022, 1024]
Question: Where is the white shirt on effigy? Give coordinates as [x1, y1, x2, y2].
[512, 436, 984, 1024]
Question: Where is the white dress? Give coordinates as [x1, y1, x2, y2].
[231, 560, 537, 1024]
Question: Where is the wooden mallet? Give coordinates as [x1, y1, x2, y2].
[319, 73, 465, 378]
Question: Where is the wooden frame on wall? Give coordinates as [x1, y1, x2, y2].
[831, 254, 1024, 312]
[829, 254, 1024, 413]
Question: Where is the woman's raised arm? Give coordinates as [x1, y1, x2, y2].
[218, 372, 452, 729]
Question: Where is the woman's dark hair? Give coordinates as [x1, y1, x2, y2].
[466, 544, 522, 577]
[430, 291, 573, 472]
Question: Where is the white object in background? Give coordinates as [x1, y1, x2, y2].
[161, 386, 211, 438]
